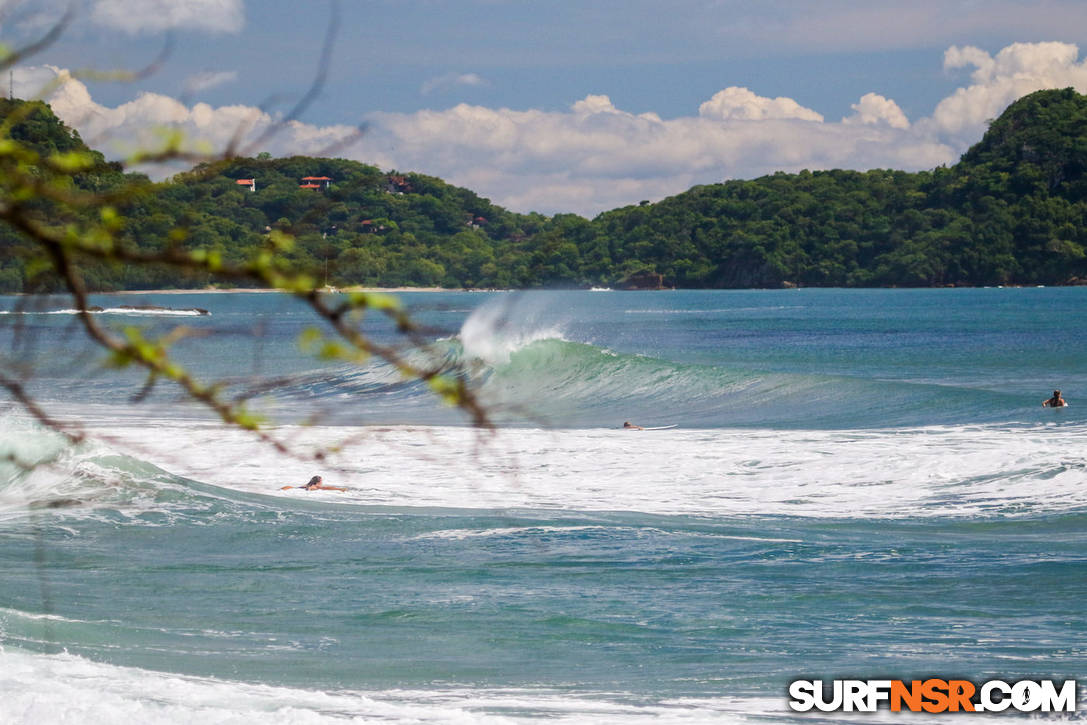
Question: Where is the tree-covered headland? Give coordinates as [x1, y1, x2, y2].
[3, 87, 1087, 291]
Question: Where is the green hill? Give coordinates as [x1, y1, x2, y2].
[588, 88, 1087, 288]
[2, 88, 1087, 291]
[133, 156, 553, 289]
[0, 98, 130, 291]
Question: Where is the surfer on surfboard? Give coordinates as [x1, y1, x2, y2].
[280, 475, 347, 492]
[623, 421, 645, 430]
[1042, 390, 1068, 408]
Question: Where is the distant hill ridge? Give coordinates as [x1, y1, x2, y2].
[1, 88, 1086, 291]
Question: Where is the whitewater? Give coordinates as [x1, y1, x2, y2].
[1, 288, 1085, 723]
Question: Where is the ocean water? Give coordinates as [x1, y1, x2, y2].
[1, 288, 1085, 723]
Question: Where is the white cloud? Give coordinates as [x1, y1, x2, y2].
[571, 94, 620, 116]
[420, 72, 489, 95]
[14, 65, 358, 163]
[943, 45, 996, 83]
[929, 41, 1087, 142]
[698, 87, 823, 122]
[363, 97, 942, 214]
[17, 41, 1087, 216]
[91, 0, 244, 34]
[844, 93, 909, 129]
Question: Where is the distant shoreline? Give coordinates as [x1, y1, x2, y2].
[88, 283, 1087, 295]
[6, 286, 474, 298]
[11, 283, 1086, 298]
[104, 286, 469, 295]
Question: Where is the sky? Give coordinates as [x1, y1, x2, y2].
[5, 0, 1087, 216]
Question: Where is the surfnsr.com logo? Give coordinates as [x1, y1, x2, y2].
[788, 679, 1076, 713]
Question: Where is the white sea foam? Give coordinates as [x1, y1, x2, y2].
[0, 607, 93, 624]
[0, 646, 1010, 723]
[412, 526, 805, 543]
[39, 416, 1087, 520]
[0, 308, 207, 316]
[0, 417, 202, 522]
[412, 525, 618, 541]
[0, 647, 798, 724]
[623, 306, 801, 314]
[457, 295, 568, 366]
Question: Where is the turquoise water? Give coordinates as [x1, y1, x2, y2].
[0, 289, 1085, 722]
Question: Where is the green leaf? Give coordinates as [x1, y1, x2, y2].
[49, 150, 96, 173]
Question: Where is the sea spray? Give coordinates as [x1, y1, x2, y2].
[457, 293, 570, 367]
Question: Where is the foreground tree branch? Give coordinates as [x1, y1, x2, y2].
[0, 11, 492, 459]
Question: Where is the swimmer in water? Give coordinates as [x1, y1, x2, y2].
[280, 475, 347, 492]
[1042, 390, 1068, 408]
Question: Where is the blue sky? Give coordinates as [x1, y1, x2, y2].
[7, 1, 1087, 215]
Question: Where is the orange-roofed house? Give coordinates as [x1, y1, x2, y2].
[235, 179, 256, 191]
[298, 183, 322, 189]
[301, 176, 332, 190]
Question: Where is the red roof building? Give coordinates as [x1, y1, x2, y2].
[300, 176, 332, 189]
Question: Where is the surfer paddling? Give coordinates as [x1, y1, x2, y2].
[281, 475, 346, 492]
[622, 421, 645, 430]
[1042, 390, 1068, 408]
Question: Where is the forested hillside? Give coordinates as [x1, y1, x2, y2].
[2, 88, 1087, 291]
[589, 86, 1087, 288]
